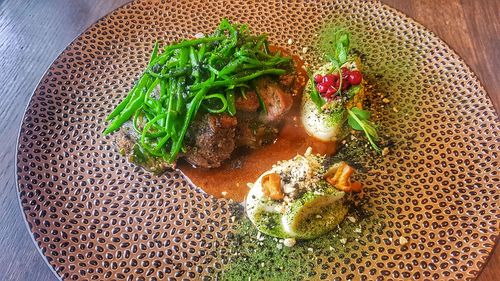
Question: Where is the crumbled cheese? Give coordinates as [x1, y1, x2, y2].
[392, 107, 399, 113]
[354, 227, 362, 233]
[287, 38, 293, 45]
[315, 214, 323, 219]
[329, 246, 335, 251]
[275, 205, 285, 213]
[221, 191, 228, 197]
[307, 247, 313, 252]
[382, 147, 390, 156]
[340, 238, 347, 244]
[347, 216, 356, 223]
[382, 98, 390, 104]
[194, 32, 205, 38]
[399, 236, 408, 246]
[302, 47, 309, 54]
[256, 232, 265, 241]
[283, 238, 296, 247]
[276, 243, 283, 250]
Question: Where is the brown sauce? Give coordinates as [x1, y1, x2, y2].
[179, 47, 336, 202]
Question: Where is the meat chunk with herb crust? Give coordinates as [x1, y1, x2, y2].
[255, 77, 294, 123]
[235, 116, 279, 149]
[115, 122, 175, 175]
[235, 90, 260, 112]
[183, 113, 238, 168]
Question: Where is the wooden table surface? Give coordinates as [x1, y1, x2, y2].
[0, 0, 498, 280]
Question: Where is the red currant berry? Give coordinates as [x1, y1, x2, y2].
[342, 79, 350, 90]
[316, 83, 328, 93]
[333, 78, 340, 89]
[341, 67, 349, 78]
[325, 86, 337, 97]
[314, 74, 323, 84]
[321, 74, 336, 88]
[348, 70, 363, 85]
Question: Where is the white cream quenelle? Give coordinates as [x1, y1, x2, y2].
[245, 148, 362, 239]
[301, 59, 365, 142]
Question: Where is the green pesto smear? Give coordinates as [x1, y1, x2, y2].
[220, 216, 308, 281]
[219, 193, 378, 281]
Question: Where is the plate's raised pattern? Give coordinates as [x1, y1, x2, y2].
[17, 0, 499, 280]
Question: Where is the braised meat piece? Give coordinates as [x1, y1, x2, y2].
[115, 122, 174, 174]
[235, 114, 279, 149]
[255, 77, 294, 123]
[114, 75, 295, 172]
[234, 76, 294, 149]
[235, 90, 260, 112]
[278, 73, 296, 89]
[183, 114, 238, 168]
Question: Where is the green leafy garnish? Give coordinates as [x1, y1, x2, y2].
[306, 68, 325, 108]
[335, 32, 350, 64]
[347, 108, 381, 152]
[345, 85, 361, 99]
[324, 30, 351, 98]
[326, 30, 350, 68]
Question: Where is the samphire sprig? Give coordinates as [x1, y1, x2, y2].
[103, 19, 292, 162]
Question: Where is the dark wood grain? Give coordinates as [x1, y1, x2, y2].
[379, 1, 500, 280]
[0, 1, 132, 280]
[0, 0, 497, 280]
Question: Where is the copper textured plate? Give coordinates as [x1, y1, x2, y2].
[16, 0, 499, 280]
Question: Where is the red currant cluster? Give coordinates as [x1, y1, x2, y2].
[314, 67, 363, 99]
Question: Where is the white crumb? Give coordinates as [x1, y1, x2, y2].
[283, 238, 296, 247]
[399, 236, 408, 246]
